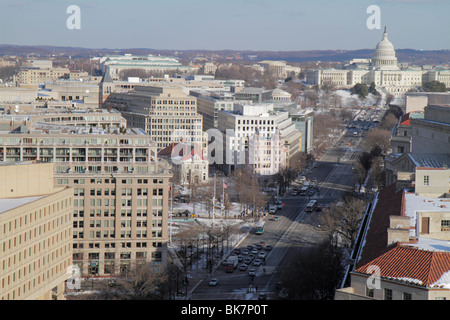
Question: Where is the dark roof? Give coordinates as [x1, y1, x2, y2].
[355, 183, 404, 269]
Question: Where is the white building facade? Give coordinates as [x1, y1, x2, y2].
[306, 28, 447, 96]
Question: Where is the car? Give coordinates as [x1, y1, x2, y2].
[242, 249, 249, 255]
[276, 201, 283, 209]
[246, 245, 253, 251]
[233, 248, 241, 255]
[258, 293, 267, 300]
[255, 244, 262, 250]
[237, 255, 243, 262]
[209, 278, 219, 286]
[258, 252, 266, 259]
[108, 279, 117, 287]
[269, 216, 280, 221]
[278, 288, 288, 299]
[248, 268, 256, 276]
[239, 263, 248, 271]
[253, 259, 262, 266]
[291, 191, 298, 196]
[248, 254, 255, 261]
[251, 248, 259, 255]
[259, 240, 266, 247]
[264, 245, 273, 251]
[244, 258, 252, 265]
[316, 204, 323, 211]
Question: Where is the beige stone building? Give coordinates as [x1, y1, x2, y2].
[103, 86, 206, 152]
[410, 104, 450, 154]
[0, 162, 74, 300]
[0, 129, 171, 277]
[14, 67, 71, 85]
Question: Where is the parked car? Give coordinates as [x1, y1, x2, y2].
[240, 264, 248, 271]
[209, 278, 219, 286]
[108, 279, 117, 287]
[248, 268, 256, 276]
[276, 201, 283, 209]
[253, 259, 262, 266]
[258, 252, 266, 259]
[264, 245, 273, 251]
[269, 216, 280, 221]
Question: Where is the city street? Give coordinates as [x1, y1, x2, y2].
[190, 128, 364, 300]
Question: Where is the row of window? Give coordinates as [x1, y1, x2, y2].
[73, 241, 162, 251]
[1, 257, 71, 300]
[73, 208, 162, 218]
[367, 287, 446, 300]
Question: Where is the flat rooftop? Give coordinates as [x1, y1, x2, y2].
[0, 196, 44, 214]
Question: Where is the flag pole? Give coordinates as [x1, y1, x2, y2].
[212, 173, 216, 229]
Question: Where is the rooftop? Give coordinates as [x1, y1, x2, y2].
[355, 244, 450, 288]
[0, 196, 44, 214]
[353, 185, 450, 289]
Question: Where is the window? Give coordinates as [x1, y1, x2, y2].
[441, 220, 450, 232]
[403, 292, 412, 300]
[424, 175, 429, 186]
[384, 288, 393, 300]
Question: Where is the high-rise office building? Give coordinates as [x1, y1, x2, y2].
[0, 162, 74, 300]
[0, 128, 171, 276]
[103, 86, 206, 152]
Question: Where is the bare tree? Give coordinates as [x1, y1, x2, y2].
[288, 151, 308, 173]
[318, 195, 366, 248]
[278, 239, 346, 300]
[380, 112, 398, 131]
[119, 263, 165, 300]
[363, 128, 391, 154]
[385, 93, 395, 106]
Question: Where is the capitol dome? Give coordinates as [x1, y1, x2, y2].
[372, 27, 399, 70]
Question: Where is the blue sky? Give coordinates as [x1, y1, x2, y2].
[0, 0, 449, 51]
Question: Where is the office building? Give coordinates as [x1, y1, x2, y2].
[98, 54, 198, 80]
[0, 128, 171, 277]
[218, 103, 301, 175]
[103, 86, 206, 152]
[0, 162, 73, 300]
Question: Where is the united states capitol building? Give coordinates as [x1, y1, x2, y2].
[306, 28, 450, 96]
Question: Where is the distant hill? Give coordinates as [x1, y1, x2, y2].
[0, 44, 449, 66]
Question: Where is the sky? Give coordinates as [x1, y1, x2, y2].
[0, 0, 449, 51]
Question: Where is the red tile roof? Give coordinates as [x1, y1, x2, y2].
[354, 183, 450, 288]
[399, 113, 411, 126]
[355, 244, 450, 287]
